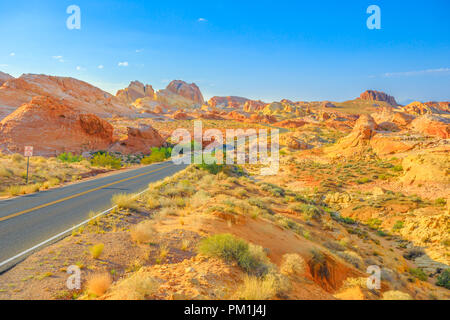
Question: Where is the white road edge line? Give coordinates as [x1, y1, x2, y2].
[0, 188, 149, 269]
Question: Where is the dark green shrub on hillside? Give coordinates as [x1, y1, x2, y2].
[198, 234, 269, 275]
[141, 147, 173, 165]
[90, 153, 122, 169]
[436, 269, 450, 289]
[57, 152, 83, 163]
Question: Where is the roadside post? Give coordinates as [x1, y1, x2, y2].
[24, 146, 33, 184]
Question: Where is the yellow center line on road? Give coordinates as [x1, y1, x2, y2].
[0, 164, 173, 223]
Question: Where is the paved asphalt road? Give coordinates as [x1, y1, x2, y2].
[0, 160, 188, 273]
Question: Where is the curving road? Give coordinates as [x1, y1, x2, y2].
[0, 160, 188, 273]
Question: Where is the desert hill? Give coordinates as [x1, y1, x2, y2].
[0, 74, 136, 120]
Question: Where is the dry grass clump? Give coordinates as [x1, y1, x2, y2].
[235, 275, 277, 300]
[42, 177, 60, 190]
[190, 190, 211, 208]
[130, 220, 157, 244]
[108, 273, 159, 300]
[4, 185, 21, 196]
[145, 197, 160, 210]
[0, 165, 13, 177]
[280, 253, 306, 277]
[4, 183, 42, 196]
[336, 250, 364, 270]
[11, 153, 25, 163]
[341, 277, 368, 289]
[381, 290, 412, 300]
[86, 273, 112, 297]
[235, 270, 290, 300]
[89, 243, 104, 259]
[198, 234, 269, 275]
[111, 193, 138, 210]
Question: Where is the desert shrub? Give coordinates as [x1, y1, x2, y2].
[323, 240, 346, 252]
[376, 230, 389, 237]
[89, 243, 104, 259]
[196, 161, 223, 175]
[337, 251, 364, 270]
[280, 253, 306, 277]
[403, 247, 425, 260]
[109, 274, 159, 300]
[111, 193, 138, 210]
[260, 182, 285, 197]
[392, 220, 404, 232]
[436, 269, 450, 289]
[392, 165, 403, 172]
[5, 185, 21, 196]
[381, 290, 412, 300]
[366, 218, 382, 230]
[86, 273, 112, 296]
[90, 153, 122, 169]
[141, 147, 172, 164]
[409, 268, 428, 281]
[145, 197, 160, 210]
[11, 153, 25, 163]
[291, 203, 321, 220]
[0, 166, 13, 177]
[234, 275, 277, 300]
[198, 234, 269, 275]
[22, 183, 42, 194]
[57, 152, 83, 163]
[190, 190, 211, 209]
[356, 177, 371, 184]
[130, 220, 157, 244]
[42, 177, 60, 189]
[435, 198, 447, 206]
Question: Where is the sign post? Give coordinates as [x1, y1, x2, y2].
[24, 146, 33, 184]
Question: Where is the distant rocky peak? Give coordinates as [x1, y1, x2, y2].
[359, 90, 397, 106]
[165, 80, 204, 105]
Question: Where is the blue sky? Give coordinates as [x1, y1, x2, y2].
[0, 0, 449, 103]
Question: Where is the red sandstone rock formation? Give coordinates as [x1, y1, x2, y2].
[359, 90, 397, 106]
[0, 96, 114, 156]
[109, 125, 165, 154]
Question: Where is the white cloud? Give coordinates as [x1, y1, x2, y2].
[198, 18, 207, 22]
[118, 61, 129, 67]
[52, 56, 64, 63]
[9, 52, 15, 57]
[76, 66, 86, 71]
[383, 68, 450, 78]
[98, 65, 104, 69]
[136, 49, 144, 53]
[0, 64, 8, 67]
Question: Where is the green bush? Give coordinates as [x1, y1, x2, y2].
[57, 152, 84, 163]
[436, 269, 450, 289]
[196, 161, 224, 175]
[339, 216, 356, 225]
[90, 153, 122, 169]
[409, 268, 428, 281]
[291, 203, 321, 220]
[198, 234, 269, 275]
[392, 220, 404, 232]
[366, 218, 382, 230]
[141, 147, 172, 165]
[435, 198, 447, 206]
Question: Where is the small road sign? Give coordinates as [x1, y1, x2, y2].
[24, 146, 33, 157]
[24, 146, 33, 184]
